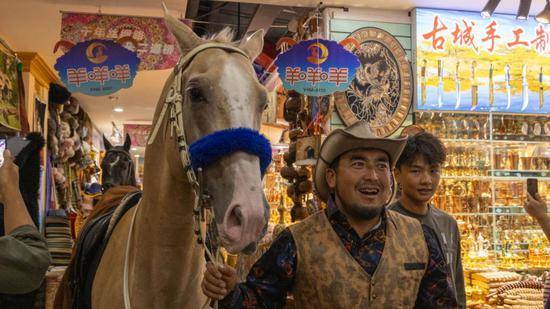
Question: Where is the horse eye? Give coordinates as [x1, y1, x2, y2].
[188, 87, 206, 103]
[263, 103, 269, 111]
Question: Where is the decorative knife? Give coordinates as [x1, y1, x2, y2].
[437, 59, 444, 108]
[505, 64, 511, 110]
[539, 66, 544, 109]
[454, 60, 461, 109]
[421, 59, 427, 106]
[471, 61, 478, 110]
[489, 63, 494, 106]
[521, 64, 529, 112]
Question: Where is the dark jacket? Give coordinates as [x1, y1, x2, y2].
[389, 201, 466, 309]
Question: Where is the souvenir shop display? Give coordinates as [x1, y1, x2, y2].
[412, 7, 550, 306]
[45, 211, 73, 266]
[279, 91, 313, 221]
[417, 110, 549, 306]
[46, 84, 101, 212]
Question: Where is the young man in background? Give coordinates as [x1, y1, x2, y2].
[389, 132, 466, 308]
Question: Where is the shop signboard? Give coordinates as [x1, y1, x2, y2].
[275, 39, 360, 96]
[0, 49, 21, 131]
[123, 124, 151, 147]
[55, 39, 140, 96]
[59, 13, 184, 71]
[414, 8, 550, 114]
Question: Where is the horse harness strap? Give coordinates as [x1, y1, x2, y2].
[123, 43, 251, 309]
[147, 42, 249, 246]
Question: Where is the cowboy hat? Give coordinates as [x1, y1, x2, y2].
[314, 121, 407, 202]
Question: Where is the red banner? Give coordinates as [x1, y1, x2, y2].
[60, 13, 182, 71]
[123, 124, 151, 147]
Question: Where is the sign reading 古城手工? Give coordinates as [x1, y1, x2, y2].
[415, 8, 550, 114]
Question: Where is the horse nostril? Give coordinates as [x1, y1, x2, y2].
[223, 205, 245, 242]
[228, 206, 243, 228]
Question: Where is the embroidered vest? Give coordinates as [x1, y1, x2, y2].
[289, 210, 428, 309]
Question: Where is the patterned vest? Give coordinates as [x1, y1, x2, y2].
[289, 210, 429, 309]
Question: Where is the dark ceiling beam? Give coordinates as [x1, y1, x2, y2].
[245, 4, 284, 36]
[185, 0, 201, 19]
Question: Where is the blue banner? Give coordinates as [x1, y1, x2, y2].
[55, 39, 140, 96]
[275, 39, 360, 96]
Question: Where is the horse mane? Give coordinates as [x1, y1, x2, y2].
[203, 27, 237, 44]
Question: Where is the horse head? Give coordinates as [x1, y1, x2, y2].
[158, 14, 269, 254]
[101, 134, 136, 191]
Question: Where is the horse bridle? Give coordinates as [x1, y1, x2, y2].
[123, 43, 251, 309]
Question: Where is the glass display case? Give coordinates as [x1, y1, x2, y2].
[416, 111, 550, 274]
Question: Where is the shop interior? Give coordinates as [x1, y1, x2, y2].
[0, 0, 548, 308]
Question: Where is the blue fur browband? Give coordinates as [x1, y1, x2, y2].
[189, 127, 272, 175]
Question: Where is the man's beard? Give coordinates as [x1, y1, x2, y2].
[336, 191, 385, 220]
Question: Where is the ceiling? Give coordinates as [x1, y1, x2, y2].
[0, 0, 547, 149]
[0, 0, 187, 142]
[222, 0, 548, 15]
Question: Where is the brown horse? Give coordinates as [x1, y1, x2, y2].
[90, 13, 268, 309]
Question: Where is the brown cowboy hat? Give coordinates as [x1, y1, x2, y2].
[314, 121, 407, 202]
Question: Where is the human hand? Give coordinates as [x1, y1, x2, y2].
[524, 192, 548, 222]
[0, 149, 19, 203]
[201, 262, 238, 300]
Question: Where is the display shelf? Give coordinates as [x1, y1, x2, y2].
[416, 110, 549, 277]
[442, 138, 488, 143]
[453, 213, 493, 216]
[492, 135, 550, 143]
[451, 210, 550, 216]
[489, 206, 531, 214]
[442, 138, 549, 144]
[492, 138, 550, 144]
[490, 170, 549, 179]
[441, 175, 492, 180]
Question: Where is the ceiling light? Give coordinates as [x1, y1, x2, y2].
[131, 147, 137, 151]
[481, 0, 501, 18]
[536, 0, 550, 23]
[517, 0, 532, 20]
[134, 154, 140, 158]
[113, 107, 124, 113]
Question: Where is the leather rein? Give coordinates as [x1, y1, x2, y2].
[122, 43, 251, 309]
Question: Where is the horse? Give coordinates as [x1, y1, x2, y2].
[53, 135, 140, 309]
[89, 12, 269, 309]
[101, 134, 137, 191]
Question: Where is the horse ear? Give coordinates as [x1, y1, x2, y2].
[103, 135, 113, 151]
[124, 134, 132, 152]
[239, 29, 264, 60]
[163, 6, 201, 52]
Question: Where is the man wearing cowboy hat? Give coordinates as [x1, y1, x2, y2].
[202, 121, 457, 308]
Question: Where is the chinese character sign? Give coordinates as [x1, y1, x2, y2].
[415, 8, 550, 114]
[55, 39, 140, 96]
[275, 39, 360, 96]
[60, 13, 181, 71]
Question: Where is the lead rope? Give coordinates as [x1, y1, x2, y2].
[174, 98, 222, 308]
